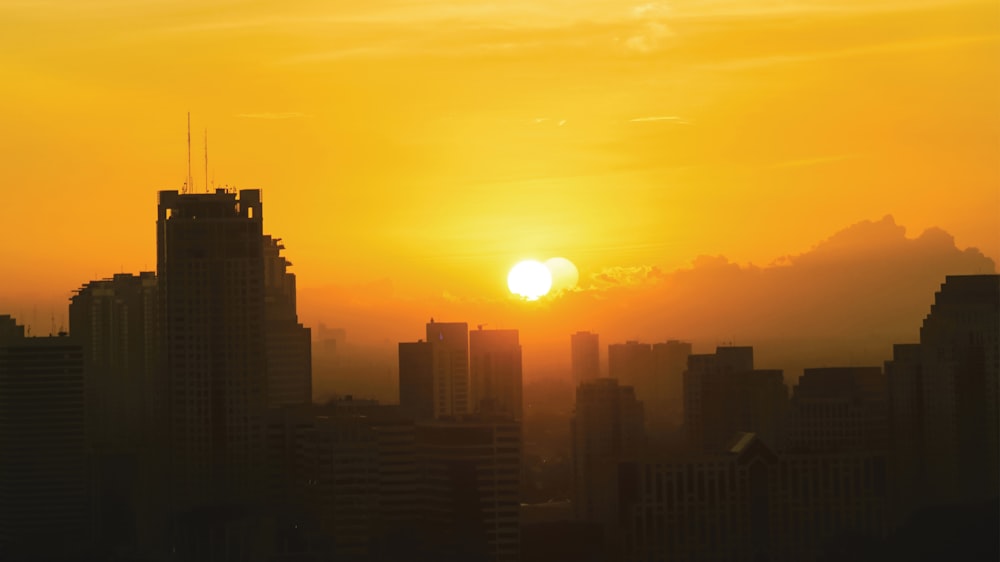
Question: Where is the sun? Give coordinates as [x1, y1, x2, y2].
[507, 260, 552, 301]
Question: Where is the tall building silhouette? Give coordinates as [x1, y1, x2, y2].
[70, 272, 162, 552]
[888, 274, 999, 506]
[651, 340, 692, 433]
[262, 235, 312, 407]
[0, 316, 91, 558]
[571, 331, 600, 384]
[399, 340, 435, 420]
[571, 378, 645, 554]
[470, 327, 523, 419]
[157, 189, 268, 516]
[416, 416, 522, 562]
[426, 320, 470, 417]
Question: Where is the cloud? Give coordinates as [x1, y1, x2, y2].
[623, 2, 674, 54]
[235, 112, 308, 119]
[629, 115, 689, 124]
[766, 153, 861, 170]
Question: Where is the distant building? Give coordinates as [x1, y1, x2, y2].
[651, 341, 692, 432]
[608, 341, 652, 393]
[608, 340, 692, 438]
[470, 327, 523, 419]
[571, 378, 645, 555]
[262, 235, 312, 408]
[425, 320, 470, 417]
[0, 316, 91, 558]
[399, 340, 435, 420]
[683, 347, 788, 453]
[571, 331, 600, 384]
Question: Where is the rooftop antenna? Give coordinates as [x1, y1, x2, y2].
[186, 112, 193, 194]
[204, 128, 209, 193]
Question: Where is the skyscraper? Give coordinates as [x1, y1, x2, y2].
[426, 320, 470, 417]
[570, 331, 600, 384]
[157, 189, 268, 514]
[470, 327, 523, 419]
[571, 377, 645, 552]
[899, 274, 1000, 505]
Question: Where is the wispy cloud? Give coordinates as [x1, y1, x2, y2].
[705, 33, 1000, 71]
[623, 2, 673, 54]
[236, 112, 308, 120]
[767, 153, 862, 170]
[629, 115, 689, 124]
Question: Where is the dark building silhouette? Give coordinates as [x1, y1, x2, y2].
[70, 272, 162, 553]
[416, 415, 522, 562]
[157, 188, 270, 552]
[571, 331, 600, 384]
[608, 340, 692, 439]
[263, 235, 312, 408]
[620, 433, 888, 562]
[398, 340, 435, 420]
[788, 366, 888, 453]
[571, 378, 645, 556]
[469, 327, 522, 419]
[651, 340, 692, 433]
[887, 274, 999, 508]
[0, 316, 91, 558]
[884, 343, 924, 520]
[683, 347, 788, 452]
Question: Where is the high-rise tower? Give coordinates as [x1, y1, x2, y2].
[570, 331, 600, 384]
[469, 327, 522, 419]
[425, 320, 469, 417]
[157, 189, 267, 512]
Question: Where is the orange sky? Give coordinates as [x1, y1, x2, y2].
[1, 0, 997, 345]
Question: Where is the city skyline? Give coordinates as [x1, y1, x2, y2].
[1, 0, 997, 368]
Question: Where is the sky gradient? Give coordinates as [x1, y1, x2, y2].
[1, 0, 997, 357]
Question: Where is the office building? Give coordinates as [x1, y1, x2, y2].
[470, 327, 523, 419]
[571, 331, 600, 383]
[620, 434, 888, 562]
[157, 189, 268, 515]
[788, 366, 888, 453]
[416, 415, 522, 562]
[683, 347, 788, 453]
[571, 378, 645, 555]
[425, 320, 470, 417]
[70, 272, 162, 552]
[892, 275, 1000, 506]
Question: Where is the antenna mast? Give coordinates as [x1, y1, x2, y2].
[186, 112, 193, 194]
[204, 128, 209, 192]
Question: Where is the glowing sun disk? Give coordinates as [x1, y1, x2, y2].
[507, 260, 552, 300]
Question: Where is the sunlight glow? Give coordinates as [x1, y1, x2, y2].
[507, 260, 552, 300]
